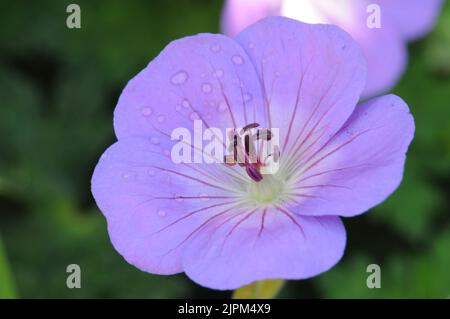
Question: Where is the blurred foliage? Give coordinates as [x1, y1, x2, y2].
[0, 0, 449, 298]
[0, 235, 17, 298]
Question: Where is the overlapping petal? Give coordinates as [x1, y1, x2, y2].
[378, 0, 443, 41]
[288, 94, 414, 217]
[235, 16, 366, 160]
[114, 33, 267, 140]
[221, 0, 281, 37]
[221, 0, 442, 98]
[92, 16, 415, 290]
[183, 211, 346, 290]
[92, 137, 246, 274]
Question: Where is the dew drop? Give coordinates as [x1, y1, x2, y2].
[213, 69, 224, 78]
[217, 101, 227, 113]
[182, 99, 191, 108]
[157, 209, 166, 217]
[122, 172, 135, 181]
[141, 106, 152, 116]
[243, 93, 252, 103]
[248, 42, 255, 49]
[190, 112, 200, 120]
[170, 70, 188, 85]
[211, 43, 221, 53]
[175, 105, 182, 111]
[174, 195, 184, 203]
[148, 169, 155, 176]
[157, 115, 165, 123]
[150, 137, 160, 145]
[202, 83, 212, 94]
[232, 55, 244, 65]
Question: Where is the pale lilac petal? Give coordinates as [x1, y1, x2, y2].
[235, 17, 366, 164]
[221, 0, 282, 37]
[114, 33, 266, 140]
[182, 209, 345, 290]
[293, 0, 406, 98]
[91, 137, 243, 274]
[289, 94, 414, 217]
[223, 0, 442, 98]
[378, 0, 443, 41]
[353, 22, 407, 98]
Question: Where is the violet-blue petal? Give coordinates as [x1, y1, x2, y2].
[378, 0, 443, 41]
[235, 16, 366, 162]
[114, 33, 266, 140]
[91, 137, 244, 274]
[182, 210, 346, 290]
[221, 0, 281, 37]
[278, 0, 406, 98]
[290, 94, 414, 217]
[221, 0, 442, 98]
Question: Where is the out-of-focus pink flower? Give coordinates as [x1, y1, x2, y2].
[221, 0, 443, 98]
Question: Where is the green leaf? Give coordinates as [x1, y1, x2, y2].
[232, 279, 285, 299]
[0, 235, 18, 299]
[317, 229, 450, 298]
[370, 159, 443, 241]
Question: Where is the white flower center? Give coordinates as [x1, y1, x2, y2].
[245, 173, 290, 207]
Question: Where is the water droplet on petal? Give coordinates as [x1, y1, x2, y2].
[171, 71, 188, 85]
[202, 83, 212, 94]
[175, 195, 184, 203]
[141, 106, 152, 116]
[232, 55, 244, 65]
[182, 99, 191, 108]
[211, 44, 221, 53]
[157, 209, 166, 217]
[243, 93, 252, 102]
[213, 69, 224, 78]
[175, 105, 182, 111]
[217, 101, 227, 113]
[122, 173, 135, 181]
[190, 112, 199, 120]
[157, 115, 165, 123]
[150, 137, 160, 145]
[148, 169, 155, 176]
[248, 42, 255, 49]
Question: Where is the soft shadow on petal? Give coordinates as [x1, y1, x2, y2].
[288, 94, 415, 217]
[182, 209, 346, 290]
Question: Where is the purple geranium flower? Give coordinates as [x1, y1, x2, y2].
[91, 17, 414, 290]
[221, 0, 443, 98]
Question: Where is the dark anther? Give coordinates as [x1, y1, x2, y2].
[245, 164, 263, 182]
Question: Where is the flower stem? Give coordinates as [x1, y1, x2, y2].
[232, 279, 285, 299]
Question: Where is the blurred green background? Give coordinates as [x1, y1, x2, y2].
[0, 0, 449, 298]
